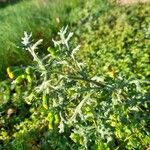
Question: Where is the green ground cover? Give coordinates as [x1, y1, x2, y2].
[0, 0, 150, 149]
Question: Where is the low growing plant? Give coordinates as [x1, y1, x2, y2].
[0, 26, 150, 149]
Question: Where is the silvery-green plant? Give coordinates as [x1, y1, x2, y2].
[17, 27, 149, 149]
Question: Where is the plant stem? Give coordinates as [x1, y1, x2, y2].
[68, 75, 106, 87]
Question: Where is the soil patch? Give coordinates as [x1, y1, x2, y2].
[118, 0, 150, 5]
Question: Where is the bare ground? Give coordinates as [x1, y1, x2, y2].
[118, 0, 150, 5]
